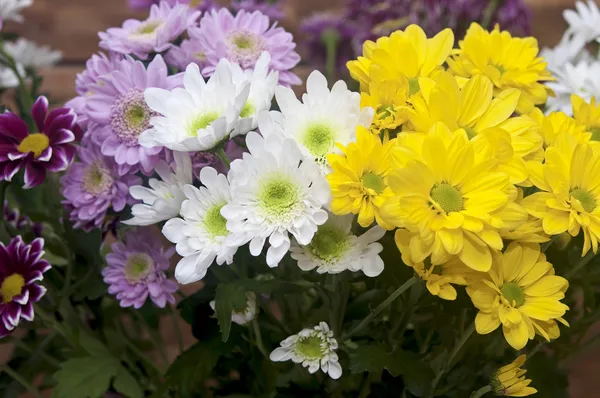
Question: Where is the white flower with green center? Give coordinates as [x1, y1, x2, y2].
[210, 292, 258, 326]
[222, 51, 279, 136]
[270, 70, 373, 169]
[125, 151, 193, 226]
[162, 167, 241, 284]
[290, 213, 386, 277]
[269, 322, 342, 380]
[139, 59, 250, 152]
[222, 131, 330, 267]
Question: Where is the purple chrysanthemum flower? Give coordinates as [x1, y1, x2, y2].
[99, 2, 200, 59]
[0, 236, 51, 338]
[85, 55, 182, 176]
[0, 96, 82, 189]
[196, 8, 301, 86]
[103, 227, 177, 308]
[129, 0, 215, 12]
[3, 201, 43, 237]
[60, 143, 141, 231]
[231, 0, 285, 21]
[164, 26, 208, 71]
[65, 52, 123, 129]
[128, 0, 154, 10]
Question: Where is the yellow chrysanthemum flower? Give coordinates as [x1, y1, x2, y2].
[491, 355, 537, 397]
[467, 242, 569, 350]
[571, 94, 600, 154]
[347, 24, 454, 94]
[361, 77, 411, 135]
[522, 134, 600, 256]
[394, 229, 476, 300]
[448, 23, 553, 114]
[326, 125, 395, 229]
[381, 123, 527, 271]
[500, 189, 549, 244]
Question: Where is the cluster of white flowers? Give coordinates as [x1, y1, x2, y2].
[543, 0, 600, 113]
[125, 51, 388, 380]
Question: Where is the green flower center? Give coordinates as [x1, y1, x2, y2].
[125, 104, 147, 128]
[501, 282, 525, 307]
[135, 20, 162, 36]
[464, 126, 477, 139]
[301, 123, 336, 159]
[493, 64, 506, 75]
[361, 172, 386, 194]
[408, 78, 420, 96]
[296, 335, 325, 359]
[204, 203, 228, 237]
[18, 133, 50, 158]
[124, 253, 153, 283]
[591, 127, 600, 141]
[1, 273, 25, 304]
[570, 188, 596, 213]
[188, 112, 220, 137]
[308, 224, 349, 262]
[83, 162, 114, 196]
[259, 176, 301, 221]
[430, 183, 464, 213]
[240, 101, 255, 118]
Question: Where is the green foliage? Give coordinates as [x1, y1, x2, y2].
[215, 283, 248, 342]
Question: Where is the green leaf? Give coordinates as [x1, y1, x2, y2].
[78, 332, 111, 358]
[348, 344, 390, 374]
[234, 278, 310, 294]
[215, 283, 247, 342]
[113, 366, 143, 398]
[52, 357, 118, 398]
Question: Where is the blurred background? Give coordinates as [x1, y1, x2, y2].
[2, 0, 600, 396]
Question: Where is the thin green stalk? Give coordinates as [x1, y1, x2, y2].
[470, 385, 492, 398]
[216, 148, 231, 168]
[252, 320, 268, 358]
[34, 306, 71, 341]
[168, 306, 184, 355]
[526, 341, 545, 361]
[565, 251, 596, 279]
[131, 311, 168, 366]
[481, 0, 500, 29]
[429, 323, 475, 397]
[343, 276, 418, 340]
[541, 235, 559, 252]
[16, 332, 61, 369]
[123, 335, 163, 377]
[321, 28, 340, 83]
[0, 364, 42, 398]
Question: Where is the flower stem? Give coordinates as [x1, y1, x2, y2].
[0, 364, 43, 398]
[429, 323, 475, 397]
[343, 276, 417, 340]
[565, 251, 596, 279]
[216, 148, 231, 168]
[470, 385, 492, 398]
[321, 28, 340, 83]
[541, 235, 559, 252]
[252, 319, 268, 358]
[168, 305, 184, 355]
[481, 0, 500, 29]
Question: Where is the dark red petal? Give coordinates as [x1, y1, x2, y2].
[30, 96, 49, 133]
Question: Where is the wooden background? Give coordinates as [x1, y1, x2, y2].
[3, 0, 600, 397]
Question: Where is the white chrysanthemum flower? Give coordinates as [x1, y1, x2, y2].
[222, 131, 330, 267]
[290, 213, 385, 277]
[271, 70, 373, 169]
[563, 1, 600, 52]
[269, 322, 342, 380]
[223, 51, 279, 136]
[162, 167, 240, 284]
[124, 151, 192, 226]
[545, 59, 600, 114]
[5, 38, 62, 68]
[210, 292, 257, 325]
[541, 36, 591, 72]
[139, 59, 250, 152]
[0, 64, 21, 89]
[0, 0, 32, 22]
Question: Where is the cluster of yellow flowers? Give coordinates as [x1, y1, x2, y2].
[327, 22, 600, 354]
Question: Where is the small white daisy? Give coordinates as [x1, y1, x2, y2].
[270, 70, 373, 169]
[563, 1, 600, 52]
[162, 166, 241, 284]
[222, 131, 330, 268]
[545, 59, 600, 114]
[269, 322, 342, 380]
[210, 292, 258, 326]
[541, 36, 591, 72]
[139, 59, 250, 152]
[0, 0, 32, 23]
[5, 38, 62, 68]
[290, 213, 385, 277]
[224, 51, 279, 136]
[124, 151, 193, 226]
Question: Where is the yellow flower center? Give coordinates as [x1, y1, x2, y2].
[135, 20, 162, 36]
[361, 172, 386, 194]
[204, 203, 228, 238]
[501, 282, 525, 307]
[240, 101, 255, 118]
[1, 273, 25, 304]
[430, 183, 463, 213]
[570, 188, 596, 213]
[17, 133, 50, 158]
[124, 253, 153, 283]
[187, 112, 220, 137]
[408, 78, 420, 96]
[296, 335, 325, 359]
[493, 64, 506, 75]
[591, 127, 600, 141]
[464, 126, 477, 139]
[302, 123, 336, 159]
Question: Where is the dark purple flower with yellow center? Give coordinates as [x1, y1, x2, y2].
[0, 96, 82, 188]
[0, 236, 51, 338]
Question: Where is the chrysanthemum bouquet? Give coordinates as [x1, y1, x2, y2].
[1, 0, 599, 397]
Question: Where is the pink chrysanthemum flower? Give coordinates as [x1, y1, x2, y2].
[103, 227, 177, 309]
[196, 8, 301, 86]
[85, 55, 182, 176]
[99, 2, 200, 59]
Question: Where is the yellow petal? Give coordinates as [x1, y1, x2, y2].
[503, 321, 529, 350]
[475, 312, 500, 334]
[475, 88, 520, 131]
[459, 233, 492, 271]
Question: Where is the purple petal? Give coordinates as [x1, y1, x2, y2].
[23, 162, 46, 189]
[31, 96, 49, 133]
[0, 113, 29, 141]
